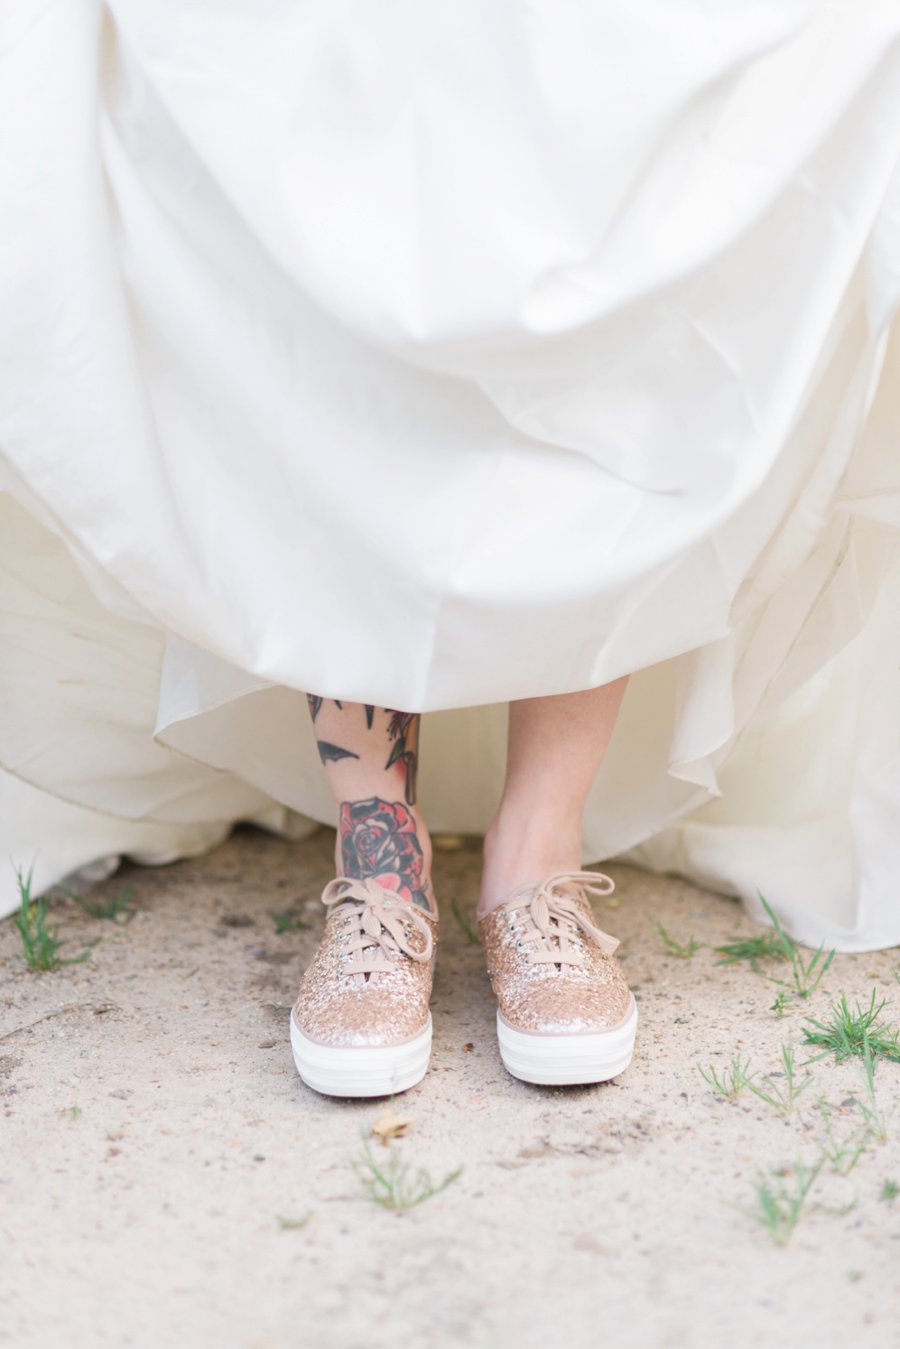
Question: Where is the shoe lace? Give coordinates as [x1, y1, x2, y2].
[508, 870, 620, 968]
[322, 876, 435, 981]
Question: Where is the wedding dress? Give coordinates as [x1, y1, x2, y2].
[2, 0, 899, 949]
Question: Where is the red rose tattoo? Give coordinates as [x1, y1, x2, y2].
[339, 797, 428, 908]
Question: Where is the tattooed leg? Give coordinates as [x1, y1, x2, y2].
[305, 697, 434, 911]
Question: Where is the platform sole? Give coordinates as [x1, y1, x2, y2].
[496, 999, 638, 1086]
[290, 1010, 432, 1098]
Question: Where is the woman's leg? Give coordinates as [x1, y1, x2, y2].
[478, 678, 628, 917]
[476, 678, 635, 1088]
[291, 696, 438, 1098]
[306, 697, 435, 910]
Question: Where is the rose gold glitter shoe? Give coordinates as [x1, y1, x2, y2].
[290, 876, 438, 1098]
[478, 869, 637, 1086]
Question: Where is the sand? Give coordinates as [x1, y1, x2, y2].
[1, 823, 899, 1349]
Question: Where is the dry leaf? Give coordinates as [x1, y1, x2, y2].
[371, 1107, 411, 1144]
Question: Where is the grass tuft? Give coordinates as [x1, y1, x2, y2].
[449, 894, 480, 945]
[746, 1045, 812, 1116]
[654, 921, 700, 959]
[849, 1035, 890, 1144]
[56, 884, 136, 923]
[801, 991, 900, 1066]
[742, 1158, 825, 1245]
[715, 930, 789, 967]
[13, 864, 93, 972]
[716, 895, 834, 999]
[751, 896, 835, 999]
[353, 1134, 462, 1211]
[812, 1034, 889, 1176]
[814, 1099, 871, 1176]
[697, 1053, 756, 1101]
[270, 909, 310, 934]
[276, 1211, 314, 1230]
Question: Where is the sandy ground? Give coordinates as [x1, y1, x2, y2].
[1, 822, 899, 1349]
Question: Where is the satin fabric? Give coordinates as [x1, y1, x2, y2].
[1, 1, 899, 948]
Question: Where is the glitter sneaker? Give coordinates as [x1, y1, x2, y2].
[290, 876, 438, 1098]
[478, 869, 637, 1086]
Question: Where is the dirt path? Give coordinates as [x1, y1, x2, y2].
[2, 824, 898, 1348]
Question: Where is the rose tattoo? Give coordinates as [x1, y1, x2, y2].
[339, 796, 428, 908]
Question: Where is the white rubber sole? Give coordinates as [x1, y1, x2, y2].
[290, 1010, 432, 1098]
[496, 998, 638, 1086]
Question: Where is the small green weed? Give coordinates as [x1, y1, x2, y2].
[747, 1045, 812, 1116]
[742, 1158, 825, 1246]
[813, 1036, 889, 1174]
[815, 1099, 870, 1176]
[879, 1180, 898, 1203]
[850, 1036, 889, 1143]
[270, 909, 310, 934]
[353, 1134, 462, 1212]
[715, 930, 789, 967]
[276, 1211, 313, 1230]
[449, 894, 480, 945]
[698, 1053, 757, 1101]
[13, 864, 92, 972]
[57, 884, 136, 923]
[753, 896, 835, 999]
[801, 991, 900, 1066]
[62, 1105, 82, 1121]
[770, 991, 793, 1018]
[654, 922, 700, 959]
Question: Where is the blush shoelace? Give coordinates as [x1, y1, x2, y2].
[504, 870, 620, 967]
[322, 876, 435, 982]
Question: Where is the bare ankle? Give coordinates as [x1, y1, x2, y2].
[479, 810, 582, 918]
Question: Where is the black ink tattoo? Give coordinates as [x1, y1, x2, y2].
[385, 712, 420, 806]
[316, 741, 361, 765]
[307, 693, 350, 723]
